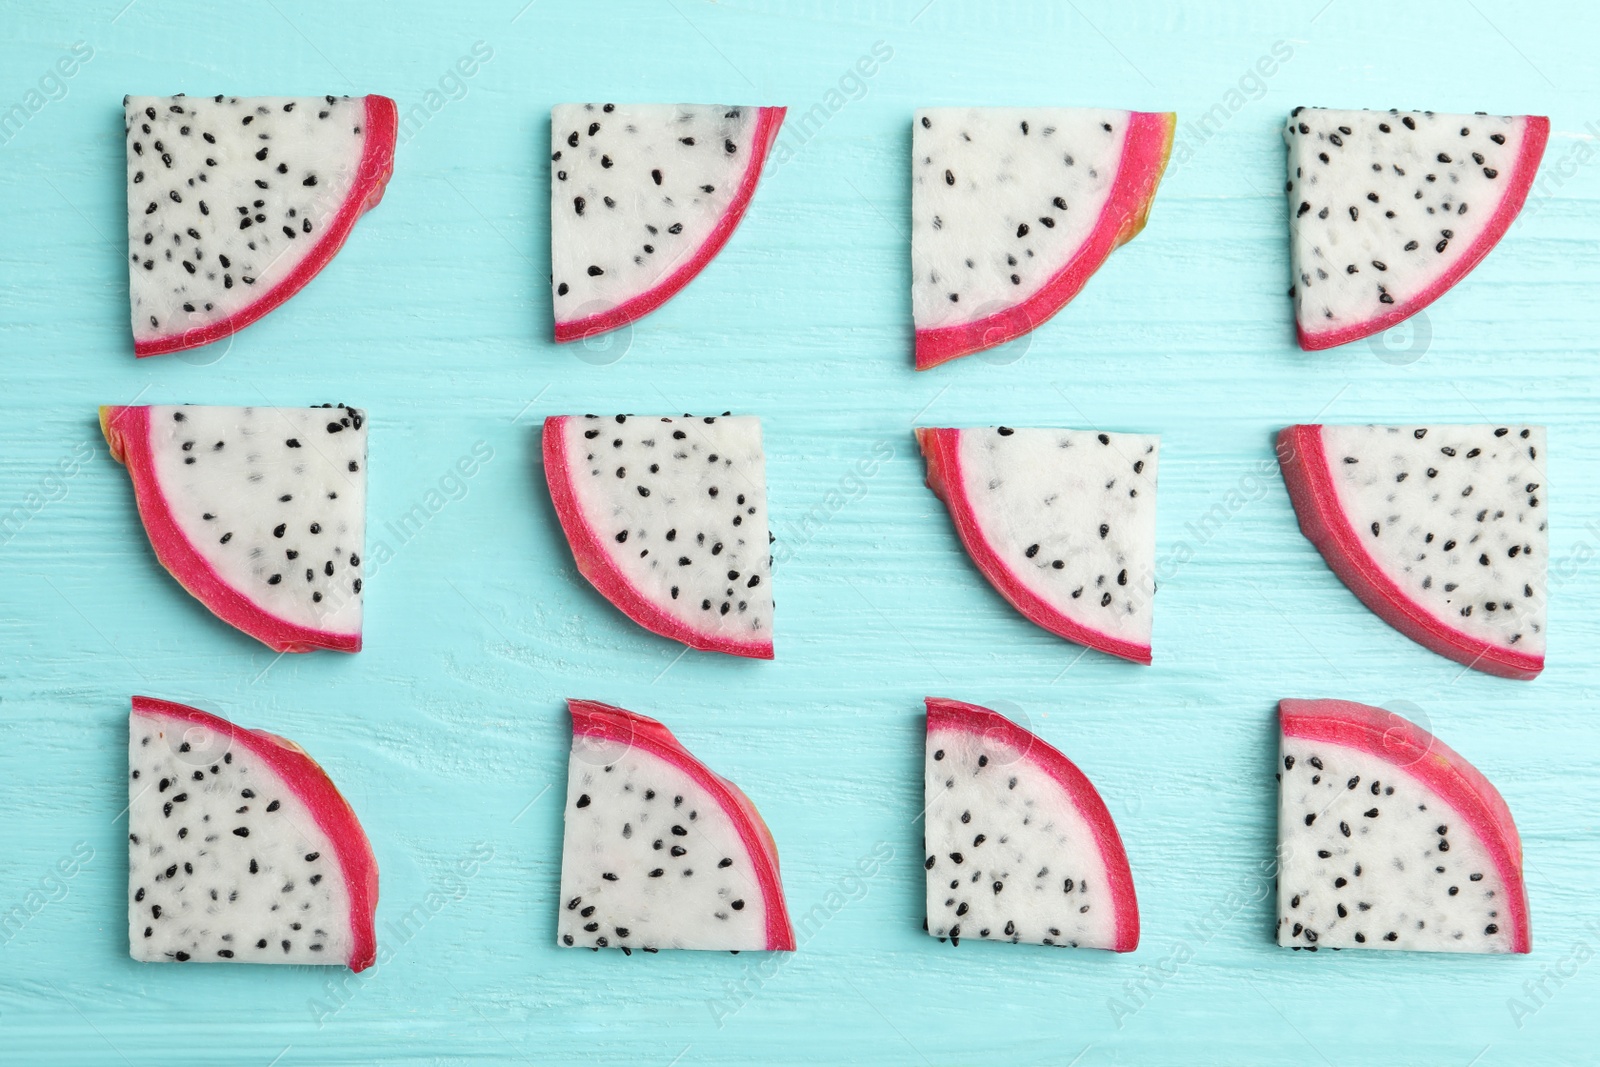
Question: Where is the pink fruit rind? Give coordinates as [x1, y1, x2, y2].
[542, 416, 773, 659]
[567, 699, 795, 951]
[554, 106, 787, 343]
[925, 698, 1139, 952]
[101, 405, 362, 654]
[134, 95, 399, 358]
[1296, 116, 1548, 351]
[914, 110, 1176, 370]
[131, 695, 380, 970]
[1279, 698, 1530, 953]
[917, 427, 1151, 664]
[1275, 424, 1541, 679]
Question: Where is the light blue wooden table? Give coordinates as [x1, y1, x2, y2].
[2, 1, 1596, 1063]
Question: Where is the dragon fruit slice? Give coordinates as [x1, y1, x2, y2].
[1278, 698, 1530, 953]
[1285, 108, 1548, 350]
[126, 94, 397, 357]
[129, 696, 379, 969]
[557, 700, 795, 953]
[911, 107, 1175, 369]
[551, 104, 786, 341]
[101, 404, 366, 653]
[1277, 424, 1545, 679]
[543, 414, 773, 659]
[923, 698, 1139, 951]
[917, 426, 1159, 664]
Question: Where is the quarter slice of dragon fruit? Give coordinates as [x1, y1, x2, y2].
[911, 107, 1175, 368]
[543, 414, 774, 658]
[1285, 108, 1548, 350]
[557, 700, 795, 953]
[1277, 424, 1545, 679]
[1277, 698, 1530, 953]
[101, 404, 367, 653]
[924, 698, 1139, 951]
[917, 426, 1159, 664]
[129, 696, 379, 969]
[551, 104, 786, 341]
[125, 94, 397, 357]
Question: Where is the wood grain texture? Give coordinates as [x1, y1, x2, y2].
[2, 0, 1599, 1063]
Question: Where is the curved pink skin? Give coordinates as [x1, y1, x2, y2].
[542, 416, 773, 659]
[1276, 425, 1540, 679]
[101, 406, 361, 654]
[1296, 116, 1548, 351]
[554, 107, 787, 343]
[917, 427, 1151, 665]
[1280, 698, 1529, 953]
[135, 96, 399, 358]
[914, 111, 1176, 370]
[925, 698, 1139, 952]
[132, 696, 380, 970]
[568, 700, 795, 951]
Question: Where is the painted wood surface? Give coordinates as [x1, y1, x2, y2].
[2, 1, 1597, 1063]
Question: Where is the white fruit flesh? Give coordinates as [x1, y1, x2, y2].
[557, 732, 769, 951]
[1278, 738, 1515, 952]
[924, 723, 1118, 948]
[956, 427, 1158, 647]
[144, 405, 366, 635]
[125, 95, 372, 344]
[1285, 109, 1534, 333]
[1320, 424, 1545, 656]
[556, 414, 772, 644]
[129, 713, 353, 964]
[911, 108, 1130, 330]
[551, 104, 761, 319]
